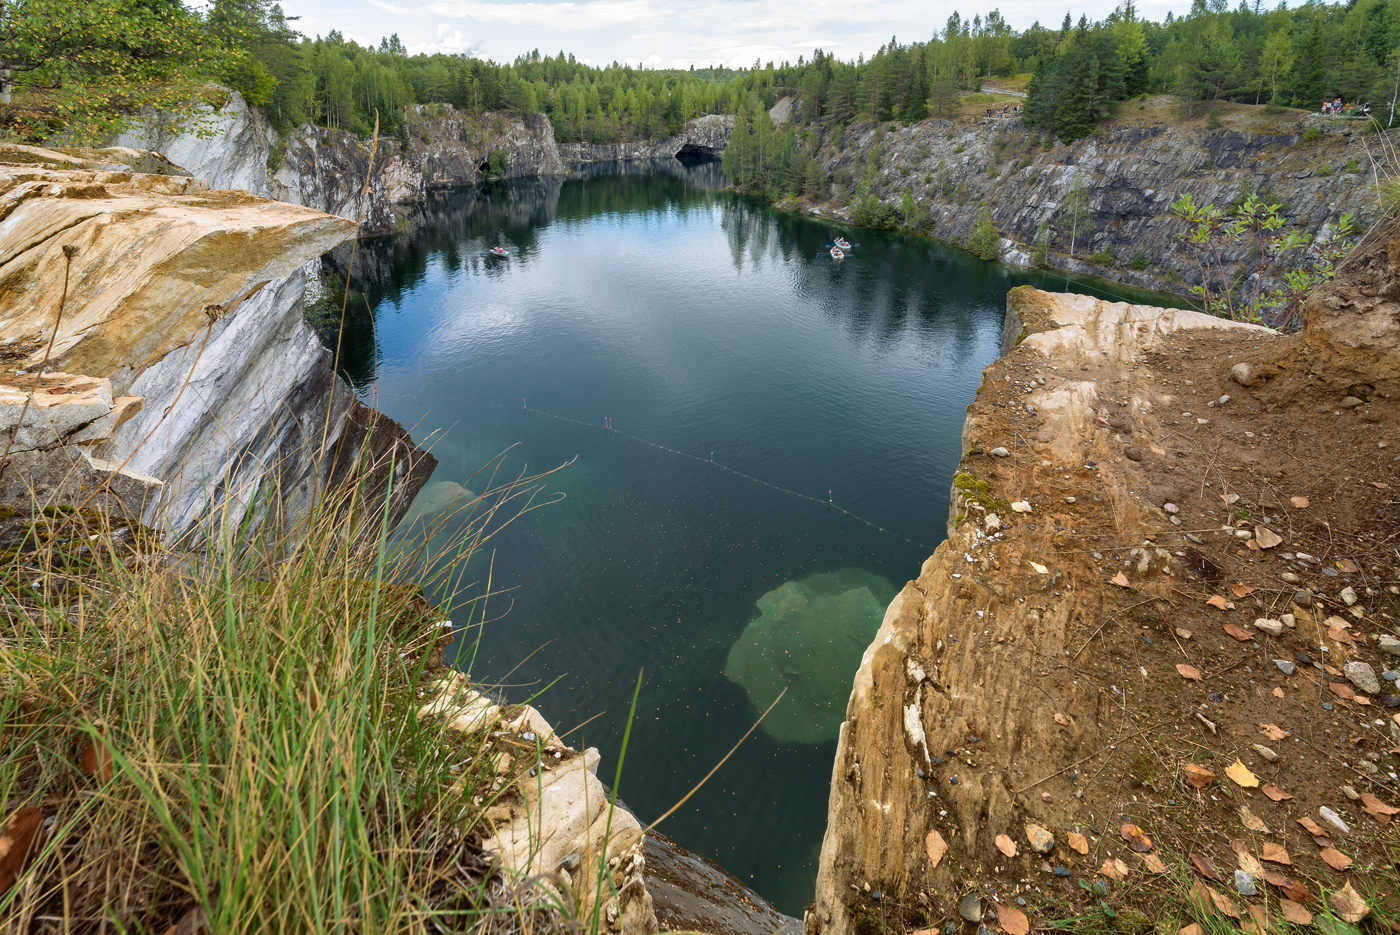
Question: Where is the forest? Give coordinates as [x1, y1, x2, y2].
[4, 0, 1400, 145]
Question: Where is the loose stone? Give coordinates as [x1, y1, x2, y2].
[1341, 586, 1358, 606]
[1163, 503, 1180, 514]
[1234, 870, 1258, 896]
[1344, 661, 1381, 695]
[1319, 806, 1350, 834]
[1252, 744, 1279, 762]
[1274, 659, 1296, 676]
[1295, 651, 1313, 665]
[1253, 618, 1284, 637]
[989, 447, 1011, 458]
[1294, 590, 1312, 606]
[1280, 572, 1301, 584]
[1340, 396, 1364, 409]
[1380, 634, 1400, 655]
[1025, 824, 1055, 855]
[959, 893, 983, 923]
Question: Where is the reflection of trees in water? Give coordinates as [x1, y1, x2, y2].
[313, 155, 1176, 392]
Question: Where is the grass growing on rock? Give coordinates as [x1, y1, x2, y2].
[0, 458, 574, 933]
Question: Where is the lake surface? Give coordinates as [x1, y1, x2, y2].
[342, 159, 1178, 913]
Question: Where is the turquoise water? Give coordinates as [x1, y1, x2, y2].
[343, 159, 1179, 913]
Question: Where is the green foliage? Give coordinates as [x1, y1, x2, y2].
[1315, 161, 1333, 176]
[966, 205, 1001, 260]
[1302, 126, 1321, 142]
[1059, 178, 1093, 257]
[1169, 192, 1357, 328]
[486, 147, 508, 177]
[1032, 221, 1052, 267]
[1088, 242, 1115, 265]
[1128, 250, 1148, 270]
[0, 0, 229, 143]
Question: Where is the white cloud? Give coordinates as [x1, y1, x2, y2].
[282, 0, 1188, 70]
[409, 22, 486, 53]
[424, 0, 662, 29]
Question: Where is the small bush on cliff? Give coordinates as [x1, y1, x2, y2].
[1169, 192, 1357, 328]
[1088, 242, 1115, 266]
[1032, 222, 1053, 268]
[1129, 250, 1149, 271]
[966, 206, 1001, 261]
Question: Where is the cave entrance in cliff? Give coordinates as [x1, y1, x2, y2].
[675, 143, 719, 159]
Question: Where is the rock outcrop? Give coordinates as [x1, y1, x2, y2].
[114, 93, 726, 237]
[798, 112, 1394, 301]
[0, 145, 434, 536]
[806, 291, 1275, 935]
[557, 115, 734, 162]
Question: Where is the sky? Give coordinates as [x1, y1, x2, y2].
[279, 0, 1184, 69]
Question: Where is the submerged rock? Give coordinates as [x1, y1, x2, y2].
[725, 569, 897, 743]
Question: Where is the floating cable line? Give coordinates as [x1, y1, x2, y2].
[449, 397, 941, 552]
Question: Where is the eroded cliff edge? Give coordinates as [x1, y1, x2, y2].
[808, 224, 1400, 931]
[0, 143, 434, 536]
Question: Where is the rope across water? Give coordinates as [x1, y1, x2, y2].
[455, 397, 941, 552]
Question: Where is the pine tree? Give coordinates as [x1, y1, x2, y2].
[967, 206, 1001, 260]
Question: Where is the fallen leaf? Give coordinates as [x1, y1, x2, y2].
[1271, 687, 1285, 699]
[1242, 905, 1270, 935]
[1221, 492, 1241, 505]
[0, 806, 45, 893]
[1289, 496, 1309, 508]
[1264, 870, 1311, 904]
[1361, 791, 1399, 817]
[1371, 481, 1389, 490]
[1296, 817, 1327, 836]
[1245, 538, 1260, 551]
[1176, 664, 1203, 681]
[1330, 682, 1357, 701]
[996, 834, 1018, 857]
[1029, 561, 1049, 574]
[1329, 882, 1370, 922]
[1192, 880, 1240, 919]
[1176, 627, 1193, 639]
[1235, 846, 1264, 877]
[1254, 525, 1282, 548]
[1121, 823, 1153, 852]
[1239, 805, 1269, 833]
[1099, 857, 1129, 880]
[1182, 763, 1216, 788]
[1260, 842, 1291, 865]
[1142, 853, 1167, 873]
[1206, 595, 1229, 610]
[926, 829, 948, 868]
[1330, 626, 1356, 644]
[1319, 847, 1353, 871]
[1325, 615, 1351, 629]
[1053, 712, 1071, 726]
[1179, 925, 1204, 935]
[1111, 572, 1130, 587]
[999, 904, 1030, 935]
[1067, 832, 1089, 855]
[1191, 852, 1223, 881]
[1230, 583, 1256, 598]
[1258, 723, 1289, 741]
[1340, 559, 1360, 574]
[1224, 624, 1254, 641]
[1280, 900, 1313, 925]
[79, 729, 113, 784]
[1225, 759, 1259, 788]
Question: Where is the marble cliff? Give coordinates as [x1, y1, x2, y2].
[0, 143, 433, 536]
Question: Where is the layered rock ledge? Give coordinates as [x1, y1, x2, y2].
[0, 144, 433, 536]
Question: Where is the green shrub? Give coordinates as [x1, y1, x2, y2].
[1088, 242, 1115, 266]
[966, 206, 1001, 261]
[1128, 250, 1148, 271]
[953, 144, 964, 153]
[1315, 163, 1333, 176]
[1302, 126, 1321, 143]
[1343, 158, 1360, 173]
[1032, 222, 1052, 268]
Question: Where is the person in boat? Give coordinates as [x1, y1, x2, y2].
[834, 237, 852, 250]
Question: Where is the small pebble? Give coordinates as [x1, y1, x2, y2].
[1163, 502, 1180, 514]
[1208, 692, 1223, 703]
[1274, 659, 1296, 676]
[1322, 701, 1334, 711]
[1234, 869, 1258, 896]
[990, 447, 1011, 457]
[1323, 567, 1339, 577]
[1295, 650, 1314, 665]
[1053, 866, 1070, 878]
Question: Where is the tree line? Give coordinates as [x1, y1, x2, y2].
[6, 0, 1400, 145]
